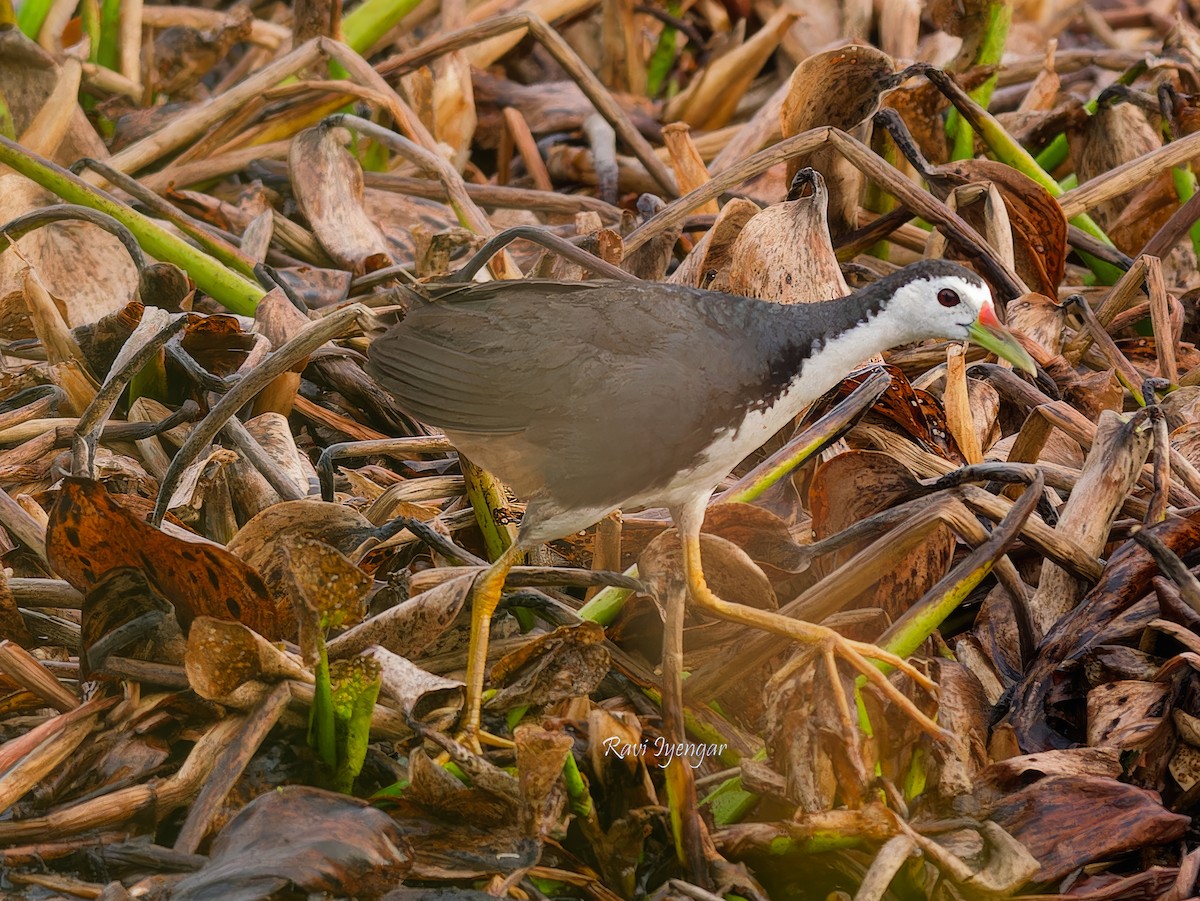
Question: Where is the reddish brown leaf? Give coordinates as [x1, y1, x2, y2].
[46, 477, 289, 639]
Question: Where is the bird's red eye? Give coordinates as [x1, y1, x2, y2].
[938, 288, 961, 307]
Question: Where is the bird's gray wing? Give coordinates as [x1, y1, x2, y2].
[366, 280, 780, 505]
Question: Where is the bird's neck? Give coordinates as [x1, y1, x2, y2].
[781, 288, 909, 368]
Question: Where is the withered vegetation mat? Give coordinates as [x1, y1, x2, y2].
[4, 0, 1200, 898]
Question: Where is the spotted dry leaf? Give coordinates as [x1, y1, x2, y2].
[280, 536, 371, 631]
[814, 363, 965, 463]
[46, 477, 288, 639]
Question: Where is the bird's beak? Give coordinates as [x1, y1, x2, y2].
[967, 301, 1037, 374]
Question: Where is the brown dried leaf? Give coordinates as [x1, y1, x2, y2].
[183, 616, 309, 701]
[809, 450, 954, 620]
[290, 125, 393, 276]
[668, 198, 760, 289]
[171, 786, 410, 899]
[814, 364, 965, 463]
[1086, 679, 1171, 750]
[0, 568, 32, 646]
[46, 477, 286, 639]
[328, 573, 475, 660]
[488, 621, 609, 711]
[721, 174, 848, 302]
[988, 775, 1189, 883]
[780, 44, 897, 233]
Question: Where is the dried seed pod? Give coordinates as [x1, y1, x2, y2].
[721, 170, 848, 302]
[780, 45, 903, 236]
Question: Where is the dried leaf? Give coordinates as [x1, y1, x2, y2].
[46, 477, 287, 639]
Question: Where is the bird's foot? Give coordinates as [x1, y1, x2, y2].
[824, 630, 946, 741]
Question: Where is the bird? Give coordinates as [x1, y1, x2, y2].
[366, 258, 1036, 746]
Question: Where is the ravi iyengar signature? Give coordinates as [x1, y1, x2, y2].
[601, 735, 728, 769]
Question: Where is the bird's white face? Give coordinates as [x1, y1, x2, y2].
[889, 272, 1036, 373]
[890, 271, 994, 337]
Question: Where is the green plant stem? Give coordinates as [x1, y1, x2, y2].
[949, 0, 1012, 160]
[0, 136, 264, 314]
[0, 89, 14, 140]
[1172, 166, 1200, 259]
[341, 0, 425, 54]
[646, 2, 680, 97]
[309, 643, 337, 769]
[16, 0, 52, 39]
[561, 752, 593, 818]
[81, 0, 101, 64]
[97, 0, 122, 71]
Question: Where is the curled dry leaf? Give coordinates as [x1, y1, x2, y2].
[0, 567, 33, 647]
[289, 124, 393, 277]
[487, 621, 610, 711]
[46, 477, 287, 639]
[228, 500, 383, 624]
[1072, 102, 1164, 232]
[514, 723, 574, 836]
[780, 44, 900, 235]
[926, 159, 1068, 298]
[669, 198, 760, 289]
[178, 312, 257, 381]
[722, 170, 849, 302]
[1005, 292, 1067, 357]
[363, 645, 463, 729]
[701, 502, 809, 580]
[184, 615, 309, 702]
[152, 6, 253, 97]
[329, 571, 475, 661]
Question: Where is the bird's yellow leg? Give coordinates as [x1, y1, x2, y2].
[677, 525, 945, 741]
[460, 542, 524, 751]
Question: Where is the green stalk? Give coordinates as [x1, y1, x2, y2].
[702, 774, 759, 826]
[97, 0, 122, 71]
[949, 0, 1012, 160]
[0, 136, 264, 314]
[0, 89, 14, 140]
[577, 570, 635, 624]
[459, 455, 532, 629]
[1172, 166, 1200, 259]
[341, 0, 425, 54]
[561, 751, 593, 818]
[16, 0, 52, 39]
[646, 1, 680, 97]
[308, 643, 337, 769]
[81, 0, 101, 65]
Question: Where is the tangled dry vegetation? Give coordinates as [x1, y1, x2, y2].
[7, 0, 1200, 898]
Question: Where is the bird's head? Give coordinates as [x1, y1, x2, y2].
[881, 260, 1037, 374]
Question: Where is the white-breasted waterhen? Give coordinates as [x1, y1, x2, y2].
[366, 259, 1036, 744]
